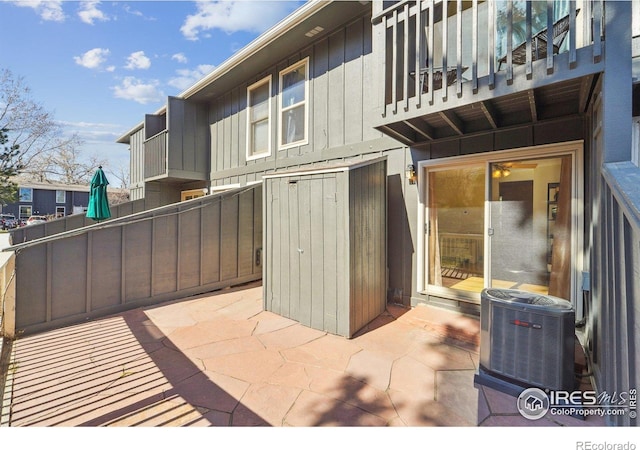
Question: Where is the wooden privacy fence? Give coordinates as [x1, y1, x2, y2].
[3, 184, 262, 336]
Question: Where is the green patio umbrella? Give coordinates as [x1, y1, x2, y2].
[86, 166, 111, 222]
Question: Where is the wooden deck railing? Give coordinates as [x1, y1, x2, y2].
[373, 0, 603, 117]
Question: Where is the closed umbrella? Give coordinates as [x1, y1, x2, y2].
[86, 166, 111, 222]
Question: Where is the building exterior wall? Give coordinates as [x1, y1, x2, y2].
[207, 13, 387, 185]
[2, 186, 90, 220]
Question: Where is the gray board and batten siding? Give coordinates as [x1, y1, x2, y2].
[263, 157, 387, 338]
[4, 185, 262, 336]
[208, 12, 385, 185]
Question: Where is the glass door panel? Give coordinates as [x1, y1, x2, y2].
[427, 165, 485, 292]
[488, 156, 572, 299]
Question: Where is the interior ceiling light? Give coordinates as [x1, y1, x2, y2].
[305, 26, 324, 38]
[492, 164, 511, 178]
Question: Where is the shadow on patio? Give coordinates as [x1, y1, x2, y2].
[3, 281, 547, 427]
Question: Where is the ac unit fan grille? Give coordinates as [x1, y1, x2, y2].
[489, 305, 571, 390]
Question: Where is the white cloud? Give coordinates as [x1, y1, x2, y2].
[77, 1, 109, 25]
[125, 51, 151, 70]
[58, 121, 122, 144]
[112, 77, 164, 104]
[180, 0, 298, 41]
[172, 53, 188, 64]
[122, 4, 143, 18]
[10, 0, 65, 22]
[74, 48, 110, 70]
[168, 65, 215, 91]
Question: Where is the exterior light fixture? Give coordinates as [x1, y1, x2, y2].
[406, 164, 417, 184]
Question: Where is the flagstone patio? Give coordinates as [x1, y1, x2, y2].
[1, 281, 605, 427]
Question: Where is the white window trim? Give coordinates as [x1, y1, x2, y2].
[19, 205, 32, 219]
[416, 140, 584, 313]
[246, 75, 272, 162]
[56, 190, 66, 204]
[19, 187, 33, 202]
[278, 57, 309, 150]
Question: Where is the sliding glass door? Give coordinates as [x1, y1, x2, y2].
[424, 149, 577, 302]
[488, 155, 572, 298]
[427, 165, 485, 292]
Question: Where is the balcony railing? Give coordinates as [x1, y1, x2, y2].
[144, 129, 168, 179]
[373, 0, 604, 118]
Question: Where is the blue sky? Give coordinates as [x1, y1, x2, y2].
[0, 0, 304, 184]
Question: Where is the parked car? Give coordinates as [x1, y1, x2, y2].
[26, 215, 48, 226]
[0, 214, 18, 230]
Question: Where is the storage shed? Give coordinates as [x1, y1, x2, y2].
[263, 157, 387, 338]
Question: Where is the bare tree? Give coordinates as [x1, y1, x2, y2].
[23, 143, 107, 185]
[106, 163, 131, 205]
[1, 67, 109, 185]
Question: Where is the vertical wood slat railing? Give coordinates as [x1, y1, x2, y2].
[373, 0, 602, 115]
[598, 161, 640, 426]
[144, 129, 168, 179]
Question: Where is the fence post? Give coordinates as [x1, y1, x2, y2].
[1, 254, 16, 339]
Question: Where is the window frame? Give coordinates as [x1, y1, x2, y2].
[19, 187, 33, 202]
[246, 75, 272, 161]
[56, 190, 66, 204]
[19, 205, 32, 219]
[278, 58, 309, 150]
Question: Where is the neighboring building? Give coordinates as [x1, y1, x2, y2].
[2, 180, 91, 219]
[1, 179, 130, 220]
[107, 0, 637, 426]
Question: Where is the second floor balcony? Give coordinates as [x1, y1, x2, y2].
[372, 0, 606, 145]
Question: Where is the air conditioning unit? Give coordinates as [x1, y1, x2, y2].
[478, 288, 575, 392]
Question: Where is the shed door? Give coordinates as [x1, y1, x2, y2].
[266, 175, 340, 334]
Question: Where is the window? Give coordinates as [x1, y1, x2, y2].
[181, 189, 207, 201]
[19, 187, 32, 202]
[56, 190, 66, 203]
[56, 206, 65, 217]
[279, 58, 308, 149]
[19, 205, 32, 219]
[247, 76, 272, 160]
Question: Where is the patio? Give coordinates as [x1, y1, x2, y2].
[1, 281, 604, 427]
